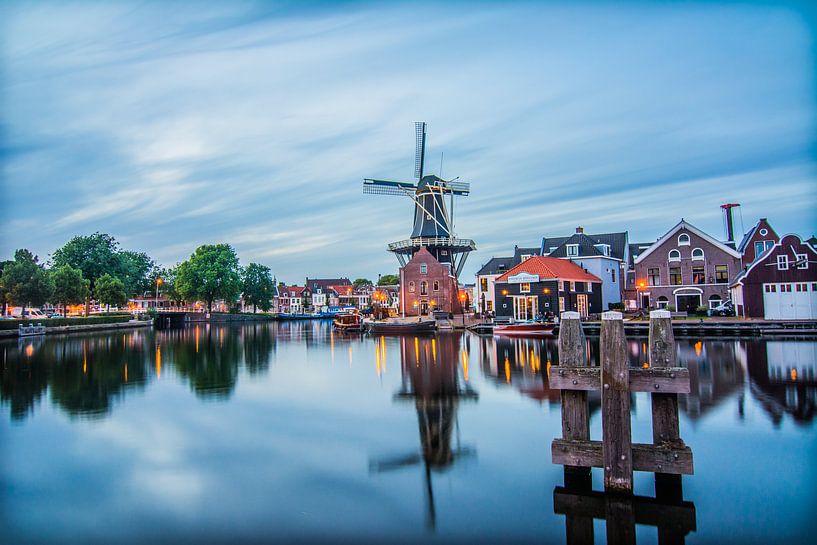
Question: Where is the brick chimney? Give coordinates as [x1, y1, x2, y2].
[576, 226, 584, 234]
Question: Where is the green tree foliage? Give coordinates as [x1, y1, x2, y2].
[353, 278, 373, 288]
[1, 249, 54, 316]
[118, 250, 156, 297]
[241, 263, 274, 313]
[176, 244, 242, 313]
[52, 233, 122, 289]
[151, 266, 183, 305]
[0, 259, 12, 316]
[50, 265, 89, 317]
[94, 273, 127, 311]
[378, 274, 400, 286]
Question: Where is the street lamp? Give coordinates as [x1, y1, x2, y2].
[459, 292, 468, 327]
[155, 277, 163, 309]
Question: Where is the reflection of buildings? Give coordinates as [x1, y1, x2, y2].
[370, 333, 477, 529]
[478, 335, 560, 404]
[746, 341, 816, 425]
[675, 340, 745, 419]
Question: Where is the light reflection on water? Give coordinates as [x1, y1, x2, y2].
[1, 321, 815, 544]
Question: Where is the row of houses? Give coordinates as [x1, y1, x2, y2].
[256, 277, 400, 314]
[475, 209, 817, 321]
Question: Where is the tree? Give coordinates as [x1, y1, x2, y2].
[0, 259, 12, 317]
[50, 265, 88, 317]
[176, 244, 242, 313]
[378, 274, 400, 286]
[94, 274, 127, 311]
[242, 263, 275, 313]
[52, 233, 122, 316]
[117, 250, 155, 297]
[1, 249, 54, 317]
[151, 266, 183, 306]
[353, 278, 373, 289]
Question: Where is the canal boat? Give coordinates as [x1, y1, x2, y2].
[333, 312, 364, 332]
[366, 319, 437, 335]
[493, 321, 555, 337]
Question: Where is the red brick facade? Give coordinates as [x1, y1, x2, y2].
[399, 247, 462, 316]
[738, 218, 779, 265]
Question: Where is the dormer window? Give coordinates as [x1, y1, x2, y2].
[549, 247, 558, 254]
[668, 249, 681, 262]
[691, 248, 704, 261]
[521, 254, 532, 261]
[678, 233, 690, 246]
[567, 244, 579, 257]
[594, 243, 611, 256]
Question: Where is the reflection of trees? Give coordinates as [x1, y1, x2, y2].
[243, 323, 275, 375]
[1, 339, 50, 420]
[169, 325, 242, 400]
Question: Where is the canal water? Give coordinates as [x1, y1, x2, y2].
[1, 321, 815, 544]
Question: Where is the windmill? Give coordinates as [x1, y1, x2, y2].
[363, 122, 476, 276]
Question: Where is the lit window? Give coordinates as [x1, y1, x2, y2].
[668, 249, 681, 262]
[777, 255, 789, 271]
[520, 282, 530, 293]
[480, 278, 488, 292]
[420, 263, 427, 274]
[669, 267, 682, 285]
[715, 265, 728, 283]
[420, 281, 428, 295]
[678, 233, 690, 246]
[692, 266, 705, 285]
[648, 268, 660, 286]
[691, 248, 704, 261]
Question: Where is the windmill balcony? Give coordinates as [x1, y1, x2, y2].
[388, 237, 477, 253]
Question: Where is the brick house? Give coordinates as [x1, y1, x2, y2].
[633, 220, 742, 313]
[730, 234, 817, 319]
[400, 247, 461, 316]
[493, 256, 602, 320]
[737, 218, 780, 265]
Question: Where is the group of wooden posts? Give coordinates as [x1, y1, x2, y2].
[549, 310, 696, 545]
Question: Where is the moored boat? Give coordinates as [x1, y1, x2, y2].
[493, 321, 555, 337]
[333, 312, 364, 332]
[366, 319, 437, 335]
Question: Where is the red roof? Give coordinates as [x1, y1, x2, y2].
[495, 256, 601, 283]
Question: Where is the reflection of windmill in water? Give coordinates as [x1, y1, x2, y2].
[369, 334, 478, 529]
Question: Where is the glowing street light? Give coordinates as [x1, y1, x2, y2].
[155, 277, 163, 309]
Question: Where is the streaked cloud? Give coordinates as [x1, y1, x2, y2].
[1, 1, 815, 281]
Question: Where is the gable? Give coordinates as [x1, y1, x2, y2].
[634, 220, 742, 264]
[732, 233, 817, 285]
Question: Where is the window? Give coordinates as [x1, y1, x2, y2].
[520, 282, 530, 293]
[771, 284, 776, 293]
[480, 278, 488, 292]
[691, 248, 704, 261]
[678, 233, 690, 246]
[760, 228, 768, 236]
[715, 265, 728, 283]
[657, 296, 669, 309]
[668, 249, 681, 262]
[420, 281, 428, 295]
[692, 266, 705, 284]
[669, 266, 682, 285]
[764, 285, 770, 293]
[559, 297, 565, 312]
[420, 263, 427, 274]
[433, 280, 439, 291]
[570, 281, 576, 292]
[754, 241, 765, 257]
[559, 280, 566, 291]
[486, 301, 493, 312]
[648, 268, 660, 286]
[708, 294, 722, 309]
[777, 255, 789, 271]
[408, 281, 415, 293]
[796, 254, 808, 270]
[611, 268, 616, 283]
[567, 244, 579, 257]
[521, 254, 532, 261]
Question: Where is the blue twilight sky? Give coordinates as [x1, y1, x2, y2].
[1, 0, 816, 283]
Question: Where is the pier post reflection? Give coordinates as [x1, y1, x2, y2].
[369, 333, 477, 530]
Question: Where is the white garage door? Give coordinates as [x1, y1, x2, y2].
[763, 283, 817, 320]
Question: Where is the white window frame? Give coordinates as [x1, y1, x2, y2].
[519, 282, 530, 293]
[567, 244, 579, 257]
[668, 249, 681, 262]
[691, 248, 704, 261]
[419, 263, 427, 274]
[795, 253, 808, 270]
[777, 255, 789, 271]
[678, 233, 690, 246]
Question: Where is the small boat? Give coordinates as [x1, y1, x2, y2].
[493, 321, 555, 337]
[366, 319, 437, 335]
[333, 312, 364, 332]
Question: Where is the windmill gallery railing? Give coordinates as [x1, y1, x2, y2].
[387, 237, 477, 252]
[549, 310, 696, 545]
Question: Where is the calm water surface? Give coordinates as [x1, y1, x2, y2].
[1, 322, 815, 544]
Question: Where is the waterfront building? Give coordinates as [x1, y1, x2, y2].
[633, 219, 742, 312]
[278, 285, 307, 313]
[540, 227, 628, 310]
[730, 234, 817, 319]
[493, 256, 602, 320]
[737, 218, 780, 264]
[400, 247, 461, 316]
[475, 257, 514, 315]
[624, 241, 654, 309]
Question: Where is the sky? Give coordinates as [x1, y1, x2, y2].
[1, 0, 816, 283]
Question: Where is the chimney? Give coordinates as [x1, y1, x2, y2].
[720, 203, 740, 243]
[576, 226, 584, 234]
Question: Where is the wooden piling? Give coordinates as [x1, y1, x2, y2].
[649, 310, 681, 446]
[558, 311, 590, 475]
[601, 311, 632, 493]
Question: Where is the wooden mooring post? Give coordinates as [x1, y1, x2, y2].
[551, 310, 696, 544]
